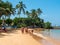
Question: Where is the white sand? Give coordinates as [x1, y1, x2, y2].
[0, 30, 42, 45]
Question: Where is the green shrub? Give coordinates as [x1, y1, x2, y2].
[5, 18, 12, 26]
[17, 23, 27, 28]
[44, 22, 52, 29]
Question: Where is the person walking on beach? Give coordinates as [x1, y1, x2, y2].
[21, 27, 24, 33]
[25, 27, 28, 33]
[31, 29, 34, 33]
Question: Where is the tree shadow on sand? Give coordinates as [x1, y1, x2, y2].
[6, 29, 18, 34]
[0, 33, 7, 38]
[0, 29, 18, 38]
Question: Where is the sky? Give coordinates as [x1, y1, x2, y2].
[2, 0, 60, 26]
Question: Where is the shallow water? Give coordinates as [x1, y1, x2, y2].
[43, 29, 60, 41]
[50, 30, 60, 42]
[40, 29, 60, 45]
[41, 40, 54, 45]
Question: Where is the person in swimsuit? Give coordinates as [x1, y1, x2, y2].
[21, 27, 24, 34]
[25, 27, 28, 33]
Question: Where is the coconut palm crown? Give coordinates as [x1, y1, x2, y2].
[16, 1, 26, 17]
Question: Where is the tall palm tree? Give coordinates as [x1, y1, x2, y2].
[4, 1, 15, 19]
[16, 1, 26, 18]
[26, 11, 31, 18]
[0, 0, 4, 18]
[30, 8, 42, 28]
[30, 8, 42, 19]
[0, 0, 15, 26]
[37, 8, 42, 15]
[0, 1, 15, 19]
[37, 8, 42, 17]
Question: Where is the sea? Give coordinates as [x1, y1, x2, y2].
[40, 29, 60, 45]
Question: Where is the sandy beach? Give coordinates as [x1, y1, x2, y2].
[0, 29, 60, 45]
[0, 29, 42, 45]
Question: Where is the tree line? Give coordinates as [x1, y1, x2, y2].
[0, 0, 53, 29]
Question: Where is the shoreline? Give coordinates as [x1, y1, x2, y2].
[29, 28, 60, 45]
[0, 28, 60, 45]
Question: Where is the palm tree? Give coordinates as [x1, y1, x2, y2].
[0, 1, 15, 19]
[30, 8, 42, 19]
[26, 11, 30, 18]
[0, 0, 4, 18]
[30, 8, 42, 28]
[4, 1, 15, 19]
[16, 1, 26, 18]
[37, 8, 42, 15]
[0, 0, 15, 26]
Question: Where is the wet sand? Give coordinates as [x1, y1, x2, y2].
[0, 29, 42, 45]
[32, 32, 60, 45]
[28, 28, 60, 45]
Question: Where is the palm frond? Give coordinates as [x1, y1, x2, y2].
[37, 8, 42, 15]
[22, 8, 25, 14]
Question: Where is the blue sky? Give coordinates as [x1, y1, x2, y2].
[3, 0, 60, 26]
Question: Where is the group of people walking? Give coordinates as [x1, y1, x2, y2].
[21, 27, 34, 34]
[21, 27, 28, 34]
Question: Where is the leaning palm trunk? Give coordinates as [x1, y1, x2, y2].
[19, 14, 20, 18]
[2, 16, 5, 25]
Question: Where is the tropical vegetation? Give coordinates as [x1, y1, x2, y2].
[0, 0, 52, 29]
